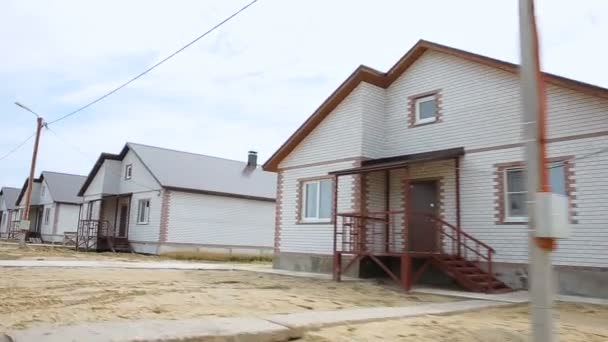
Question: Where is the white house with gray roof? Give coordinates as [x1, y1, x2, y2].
[0, 187, 20, 238]
[77, 142, 276, 255]
[15, 171, 86, 242]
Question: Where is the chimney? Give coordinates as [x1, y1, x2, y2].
[247, 151, 258, 168]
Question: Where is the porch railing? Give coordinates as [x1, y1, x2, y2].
[76, 220, 114, 252]
[334, 211, 495, 274]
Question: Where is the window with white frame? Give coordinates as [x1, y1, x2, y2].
[414, 95, 437, 124]
[504, 163, 567, 221]
[41, 185, 46, 197]
[125, 164, 133, 180]
[44, 207, 51, 225]
[301, 179, 332, 222]
[137, 199, 150, 224]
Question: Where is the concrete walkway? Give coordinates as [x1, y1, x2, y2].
[5, 300, 511, 342]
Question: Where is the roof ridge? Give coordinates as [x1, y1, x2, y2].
[41, 171, 87, 178]
[127, 142, 251, 165]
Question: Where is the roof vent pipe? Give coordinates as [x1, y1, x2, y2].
[247, 151, 258, 168]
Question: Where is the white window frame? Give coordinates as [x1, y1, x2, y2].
[125, 164, 133, 180]
[301, 179, 332, 223]
[503, 167, 527, 222]
[414, 95, 438, 125]
[41, 185, 46, 197]
[137, 199, 150, 225]
[44, 207, 51, 225]
[503, 164, 568, 223]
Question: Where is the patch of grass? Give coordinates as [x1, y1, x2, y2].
[160, 251, 273, 263]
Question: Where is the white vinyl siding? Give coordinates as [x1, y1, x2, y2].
[128, 191, 161, 243]
[166, 191, 274, 248]
[279, 161, 357, 255]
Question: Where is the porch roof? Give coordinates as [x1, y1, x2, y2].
[329, 147, 465, 176]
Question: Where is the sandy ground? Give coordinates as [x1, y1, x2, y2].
[301, 302, 608, 341]
[0, 243, 163, 262]
[0, 267, 450, 332]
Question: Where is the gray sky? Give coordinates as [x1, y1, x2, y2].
[1, 0, 607, 187]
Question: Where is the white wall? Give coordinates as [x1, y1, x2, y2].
[56, 204, 81, 234]
[119, 150, 161, 194]
[166, 190, 275, 248]
[280, 85, 366, 168]
[278, 160, 358, 255]
[128, 190, 162, 244]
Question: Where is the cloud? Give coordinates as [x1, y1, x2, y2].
[1, 0, 607, 187]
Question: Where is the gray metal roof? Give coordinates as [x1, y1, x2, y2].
[128, 143, 276, 200]
[41, 171, 86, 204]
[0, 187, 20, 210]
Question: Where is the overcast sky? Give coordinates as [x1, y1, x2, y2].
[1, 0, 607, 187]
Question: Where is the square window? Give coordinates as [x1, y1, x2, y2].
[415, 95, 437, 124]
[302, 179, 333, 222]
[503, 163, 568, 222]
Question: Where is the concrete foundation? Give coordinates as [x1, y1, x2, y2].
[274, 252, 360, 277]
[276, 253, 608, 299]
[130, 241, 274, 257]
[490, 262, 608, 299]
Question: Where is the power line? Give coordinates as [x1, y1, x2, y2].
[0, 132, 36, 162]
[47, 0, 259, 126]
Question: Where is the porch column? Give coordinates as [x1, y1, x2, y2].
[455, 156, 462, 257]
[401, 254, 412, 291]
[332, 174, 340, 281]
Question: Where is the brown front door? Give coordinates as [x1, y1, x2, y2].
[408, 181, 439, 253]
[118, 205, 128, 238]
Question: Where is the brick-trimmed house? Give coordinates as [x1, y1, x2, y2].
[264, 40, 608, 297]
[14, 171, 86, 242]
[0, 187, 20, 238]
[77, 142, 276, 255]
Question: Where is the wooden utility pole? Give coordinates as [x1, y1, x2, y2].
[19, 116, 44, 246]
[519, 0, 556, 341]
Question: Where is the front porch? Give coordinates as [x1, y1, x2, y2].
[77, 194, 132, 252]
[330, 148, 510, 293]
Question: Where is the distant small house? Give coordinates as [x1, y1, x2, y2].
[14, 172, 86, 242]
[0, 187, 20, 238]
[77, 142, 276, 255]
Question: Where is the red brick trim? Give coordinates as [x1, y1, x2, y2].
[350, 160, 365, 213]
[52, 204, 60, 235]
[494, 157, 577, 224]
[274, 171, 284, 252]
[296, 176, 335, 224]
[407, 89, 443, 128]
[159, 189, 171, 243]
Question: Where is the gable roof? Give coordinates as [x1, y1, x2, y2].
[79, 143, 277, 201]
[15, 177, 42, 206]
[41, 171, 87, 204]
[263, 39, 608, 172]
[15, 172, 86, 206]
[0, 187, 20, 210]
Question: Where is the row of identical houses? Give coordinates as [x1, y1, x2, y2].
[0, 143, 276, 255]
[1, 40, 606, 298]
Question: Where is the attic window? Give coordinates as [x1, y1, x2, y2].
[125, 164, 133, 180]
[41, 185, 46, 197]
[415, 95, 438, 124]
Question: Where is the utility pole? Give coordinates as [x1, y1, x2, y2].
[15, 102, 45, 247]
[519, 0, 556, 341]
